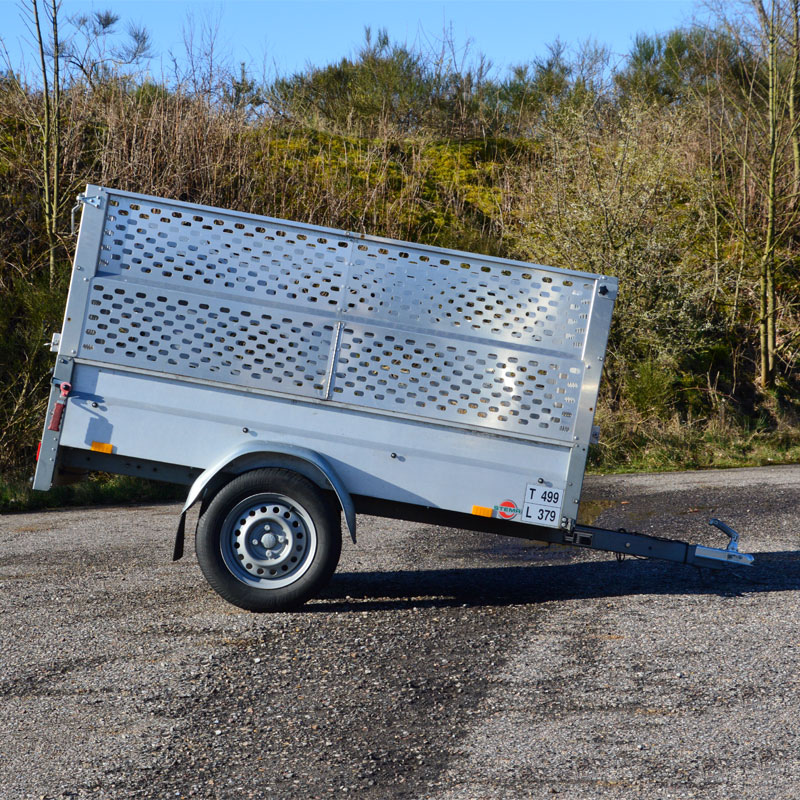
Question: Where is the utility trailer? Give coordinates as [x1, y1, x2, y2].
[33, 186, 753, 611]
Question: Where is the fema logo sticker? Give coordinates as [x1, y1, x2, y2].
[495, 500, 521, 520]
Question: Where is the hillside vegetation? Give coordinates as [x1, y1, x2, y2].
[2, 2, 800, 497]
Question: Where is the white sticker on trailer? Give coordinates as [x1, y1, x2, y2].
[522, 483, 564, 528]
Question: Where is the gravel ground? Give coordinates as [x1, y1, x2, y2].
[0, 465, 799, 799]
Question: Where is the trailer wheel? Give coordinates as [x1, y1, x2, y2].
[195, 468, 341, 612]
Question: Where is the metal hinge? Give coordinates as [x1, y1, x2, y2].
[71, 192, 104, 234]
[590, 426, 601, 445]
[49, 332, 61, 353]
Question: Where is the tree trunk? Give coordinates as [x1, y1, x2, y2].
[51, 0, 60, 288]
[31, 0, 57, 288]
[791, 0, 800, 203]
[759, 0, 778, 388]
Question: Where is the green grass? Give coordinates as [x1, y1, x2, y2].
[0, 473, 185, 514]
[587, 409, 800, 474]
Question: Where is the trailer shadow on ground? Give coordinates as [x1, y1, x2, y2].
[313, 550, 800, 612]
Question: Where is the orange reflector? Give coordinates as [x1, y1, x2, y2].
[90, 441, 113, 454]
[471, 505, 493, 518]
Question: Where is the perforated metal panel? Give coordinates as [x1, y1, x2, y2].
[71, 187, 613, 444]
[99, 194, 350, 315]
[345, 238, 594, 353]
[333, 324, 582, 436]
[80, 282, 334, 397]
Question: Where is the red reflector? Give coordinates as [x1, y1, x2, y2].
[36, 441, 42, 462]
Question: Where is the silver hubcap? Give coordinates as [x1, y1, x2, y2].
[220, 493, 317, 589]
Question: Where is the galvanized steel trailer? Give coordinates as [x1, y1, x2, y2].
[33, 186, 753, 610]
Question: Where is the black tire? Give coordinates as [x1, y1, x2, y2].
[195, 468, 341, 612]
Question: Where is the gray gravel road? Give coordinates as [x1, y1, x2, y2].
[1, 465, 799, 800]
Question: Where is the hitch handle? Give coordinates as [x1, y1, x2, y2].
[709, 518, 740, 552]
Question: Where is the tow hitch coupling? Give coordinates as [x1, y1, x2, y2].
[689, 518, 755, 568]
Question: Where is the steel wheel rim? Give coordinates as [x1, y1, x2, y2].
[220, 493, 318, 588]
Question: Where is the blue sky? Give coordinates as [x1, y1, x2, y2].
[1, 0, 701, 80]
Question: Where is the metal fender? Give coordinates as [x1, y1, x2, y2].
[173, 441, 356, 560]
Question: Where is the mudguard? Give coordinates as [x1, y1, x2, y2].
[173, 441, 356, 560]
